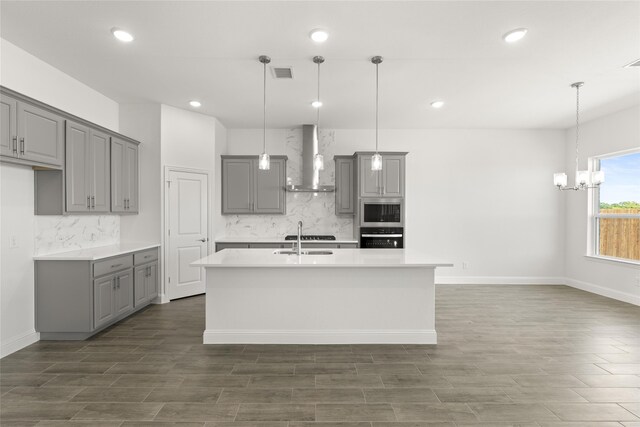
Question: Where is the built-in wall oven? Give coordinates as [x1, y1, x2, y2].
[360, 198, 403, 227]
[360, 227, 404, 249]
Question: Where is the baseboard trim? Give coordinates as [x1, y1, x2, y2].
[436, 276, 565, 285]
[565, 278, 640, 306]
[203, 329, 437, 344]
[1, 330, 40, 358]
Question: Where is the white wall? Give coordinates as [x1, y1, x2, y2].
[159, 105, 221, 300]
[119, 104, 162, 245]
[213, 118, 228, 239]
[0, 39, 120, 356]
[564, 106, 640, 305]
[0, 165, 36, 356]
[227, 127, 567, 283]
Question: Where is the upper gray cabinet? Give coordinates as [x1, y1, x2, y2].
[358, 153, 406, 198]
[221, 155, 287, 215]
[0, 93, 64, 168]
[65, 121, 111, 213]
[111, 137, 139, 213]
[334, 155, 355, 215]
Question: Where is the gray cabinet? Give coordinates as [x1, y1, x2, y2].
[35, 247, 159, 340]
[334, 156, 355, 215]
[0, 95, 17, 158]
[65, 121, 111, 213]
[221, 155, 287, 215]
[1, 93, 64, 168]
[134, 260, 158, 307]
[358, 153, 406, 198]
[93, 268, 133, 329]
[111, 137, 139, 213]
[94, 275, 116, 329]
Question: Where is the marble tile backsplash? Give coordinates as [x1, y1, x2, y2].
[35, 215, 120, 255]
[225, 128, 354, 237]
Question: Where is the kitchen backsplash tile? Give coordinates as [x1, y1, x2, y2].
[35, 215, 120, 255]
[225, 128, 354, 237]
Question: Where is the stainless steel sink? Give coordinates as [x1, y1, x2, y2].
[273, 249, 333, 256]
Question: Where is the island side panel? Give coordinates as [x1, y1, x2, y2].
[203, 266, 436, 344]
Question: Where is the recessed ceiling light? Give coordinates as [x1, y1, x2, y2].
[189, 100, 201, 108]
[503, 28, 527, 43]
[310, 29, 329, 43]
[111, 27, 134, 43]
[311, 101, 322, 108]
[430, 100, 445, 109]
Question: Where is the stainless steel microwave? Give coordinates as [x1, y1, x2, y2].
[360, 198, 404, 227]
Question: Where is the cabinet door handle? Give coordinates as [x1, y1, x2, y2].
[147, 266, 151, 277]
[125, 198, 129, 209]
[117, 276, 121, 289]
[112, 279, 116, 289]
[12, 136, 17, 154]
[111, 263, 123, 268]
[91, 196, 95, 208]
[87, 196, 91, 209]
[19, 137, 25, 155]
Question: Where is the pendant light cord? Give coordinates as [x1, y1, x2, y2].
[317, 60, 321, 129]
[263, 60, 267, 153]
[375, 61, 379, 152]
[575, 83, 580, 175]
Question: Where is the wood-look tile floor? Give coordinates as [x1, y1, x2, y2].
[2, 285, 639, 426]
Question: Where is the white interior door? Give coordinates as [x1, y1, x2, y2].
[167, 170, 208, 300]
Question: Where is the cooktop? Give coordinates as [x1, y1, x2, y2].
[284, 235, 336, 241]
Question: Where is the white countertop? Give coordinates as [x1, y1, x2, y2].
[192, 248, 453, 268]
[216, 236, 358, 244]
[33, 242, 160, 261]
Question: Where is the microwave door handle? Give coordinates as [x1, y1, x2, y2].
[361, 234, 403, 238]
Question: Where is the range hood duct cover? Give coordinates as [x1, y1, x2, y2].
[286, 124, 335, 192]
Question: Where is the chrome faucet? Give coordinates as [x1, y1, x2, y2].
[297, 220, 303, 256]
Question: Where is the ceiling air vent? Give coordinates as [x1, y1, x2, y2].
[272, 66, 294, 79]
[624, 58, 640, 68]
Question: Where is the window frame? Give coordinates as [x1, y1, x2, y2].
[589, 148, 640, 265]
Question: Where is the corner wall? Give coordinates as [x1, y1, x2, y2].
[0, 39, 120, 357]
[563, 106, 640, 305]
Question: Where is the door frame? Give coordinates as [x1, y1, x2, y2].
[162, 165, 212, 303]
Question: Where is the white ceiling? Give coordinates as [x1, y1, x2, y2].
[1, 1, 639, 130]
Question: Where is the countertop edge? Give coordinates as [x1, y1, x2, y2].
[193, 263, 454, 268]
[33, 243, 161, 261]
[215, 237, 359, 244]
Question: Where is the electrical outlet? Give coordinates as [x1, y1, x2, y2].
[462, 262, 469, 270]
[635, 275, 640, 287]
[9, 235, 18, 249]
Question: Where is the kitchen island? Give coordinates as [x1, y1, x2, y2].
[192, 249, 452, 344]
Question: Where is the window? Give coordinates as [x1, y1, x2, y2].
[592, 150, 640, 262]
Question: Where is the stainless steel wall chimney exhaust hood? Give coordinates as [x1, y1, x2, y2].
[286, 124, 335, 192]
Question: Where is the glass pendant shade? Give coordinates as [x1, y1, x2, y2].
[591, 170, 605, 185]
[576, 170, 589, 186]
[258, 152, 270, 170]
[313, 153, 324, 171]
[371, 153, 383, 171]
[553, 172, 567, 188]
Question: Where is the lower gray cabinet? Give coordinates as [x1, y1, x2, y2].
[93, 268, 133, 329]
[35, 247, 159, 340]
[134, 260, 158, 307]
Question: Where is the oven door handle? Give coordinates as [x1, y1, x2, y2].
[361, 234, 403, 238]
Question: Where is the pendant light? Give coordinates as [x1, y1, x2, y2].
[258, 55, 271, 170]
[313, 55, 325, 171]
[553, 82, 604, 190]
[371, 56, 383, 171]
